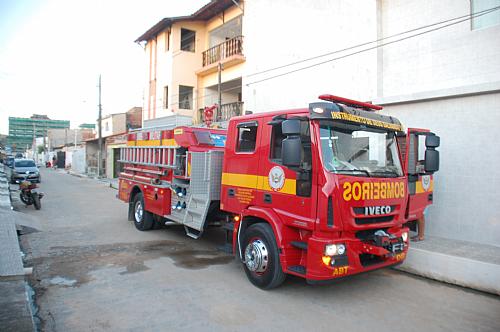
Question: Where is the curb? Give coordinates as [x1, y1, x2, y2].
[395, 247, 500, 296]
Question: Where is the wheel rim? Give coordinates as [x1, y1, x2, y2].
[244, 239, 269, 273]
[134, 201, 143, 222]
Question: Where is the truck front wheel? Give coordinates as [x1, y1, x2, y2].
[242, 223, 286, 289]
[133, 193, 153, 231]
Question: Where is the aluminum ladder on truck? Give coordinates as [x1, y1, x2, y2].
[182, 151, 223, 239]
[119, 146, 177, 169]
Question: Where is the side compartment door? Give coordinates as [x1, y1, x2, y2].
[406, 128, 434, 221]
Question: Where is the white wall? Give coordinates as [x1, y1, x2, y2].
[377, 0, 500, 246]
[71, 148, 86, 174]
[378, 0, 500, 98]
[381, 93, 500, 246]
[242, 0, 378, 113]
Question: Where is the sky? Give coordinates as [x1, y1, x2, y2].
[0, 0, 209, 135]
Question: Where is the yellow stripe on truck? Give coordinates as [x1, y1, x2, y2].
[416, 179, 433, 194]
[222, 172, 296, 195]
[136, 139, 161, 146]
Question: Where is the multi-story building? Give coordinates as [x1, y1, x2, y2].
[8, 115, 70, 153]
[136, 0, 245, 124]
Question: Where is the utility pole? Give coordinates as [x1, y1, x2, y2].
[97, 74, 103, 178]
[32, 121, 36, 160]
[217, 62, 223, 121]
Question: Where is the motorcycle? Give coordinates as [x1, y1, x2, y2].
[18, 172, 44, 210]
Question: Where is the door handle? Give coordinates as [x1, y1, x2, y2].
[264, 193, 272, 203]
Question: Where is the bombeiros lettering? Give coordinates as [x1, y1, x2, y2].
[343, 181, 405, 201]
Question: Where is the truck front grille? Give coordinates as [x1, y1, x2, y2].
[355, 215, 394, 225]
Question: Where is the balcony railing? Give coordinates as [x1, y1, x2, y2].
[202, 36, 244, 67]
[199, 102, 244, 124]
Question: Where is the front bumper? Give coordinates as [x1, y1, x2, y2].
[303, 227, 409, 282]
[12, 174, 40, 183]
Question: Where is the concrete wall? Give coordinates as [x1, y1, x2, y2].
[71, 148, 86, 174]
[242, 0, 378, 113]
[381, 93, 500, 246]
[376, 0, 500, 246]
[378, 0, 500, 98]
[48, 129, 93, 148]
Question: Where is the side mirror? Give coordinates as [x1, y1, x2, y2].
[425, 150, 439, 173]
[282, 119, 301, 136]
[282, 136, 301, 167]
[426, 135, 440, 148]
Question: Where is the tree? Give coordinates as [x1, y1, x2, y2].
[37, 145, 44, 154]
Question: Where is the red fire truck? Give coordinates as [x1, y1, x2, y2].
[118, 94, 440, 289]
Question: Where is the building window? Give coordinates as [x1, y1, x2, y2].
[236, 122, 258, 153]
[180, 28, 196, 52]
[163, 86, 169, 109]
[179, 85, 193, 110]
[471, 0, 500, 29]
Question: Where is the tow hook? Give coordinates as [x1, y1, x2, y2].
[373, 230, 404, 255]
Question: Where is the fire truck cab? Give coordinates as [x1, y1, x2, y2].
[118, 94, 440, 289]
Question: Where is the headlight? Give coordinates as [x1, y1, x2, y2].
[337, 244, 346, 255]
[402, 232, 408, 242]
[324, 244, 337, 256]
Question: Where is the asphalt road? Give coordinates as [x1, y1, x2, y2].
[16, 168, 500, 332]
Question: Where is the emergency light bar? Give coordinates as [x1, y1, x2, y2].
[319, 94, 383, 111]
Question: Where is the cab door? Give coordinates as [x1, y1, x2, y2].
[256, 117, 317, 230]
[404, 128, 435, 222]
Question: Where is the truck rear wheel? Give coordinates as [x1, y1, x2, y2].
[242, 223, 286, 289]
[133, 193, 153, 231]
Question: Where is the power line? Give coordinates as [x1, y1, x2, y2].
[245, 5, 500, 79]
[145, 5, 500, 109]
[246, 6, 500, 86]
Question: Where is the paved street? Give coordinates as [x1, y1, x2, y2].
[16, 168, 500, 332]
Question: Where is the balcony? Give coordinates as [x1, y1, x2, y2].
[198, 101, 244, 124]
[197, 36, 245, 76]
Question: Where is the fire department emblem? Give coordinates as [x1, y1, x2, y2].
[422, 175, 431, 191]
[268, 166, 285, 192]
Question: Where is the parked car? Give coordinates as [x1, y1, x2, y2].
[11, 159, 41, 183]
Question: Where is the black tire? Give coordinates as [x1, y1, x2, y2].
[242, 223, 286, 289]
[33, 194, 41, 210]
[20, 192, 32, 205]
[152, 214, 165, 229]
[132, 193, 153, 231]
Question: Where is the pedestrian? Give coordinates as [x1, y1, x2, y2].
[412, 215, 426, 242]
[52, 156, 57, 169]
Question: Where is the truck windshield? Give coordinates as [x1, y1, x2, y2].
[319, 122, 403, 177]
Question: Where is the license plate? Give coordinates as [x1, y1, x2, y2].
[391, 242, 404, 253]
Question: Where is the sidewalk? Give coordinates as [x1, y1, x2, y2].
[66, 169, 119, 189]
[396, 236, 500, 295]
[0, 168, 36, 332]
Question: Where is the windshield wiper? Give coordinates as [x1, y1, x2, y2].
[370, 170, 401, 178]
[334, 169, 371, 177]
